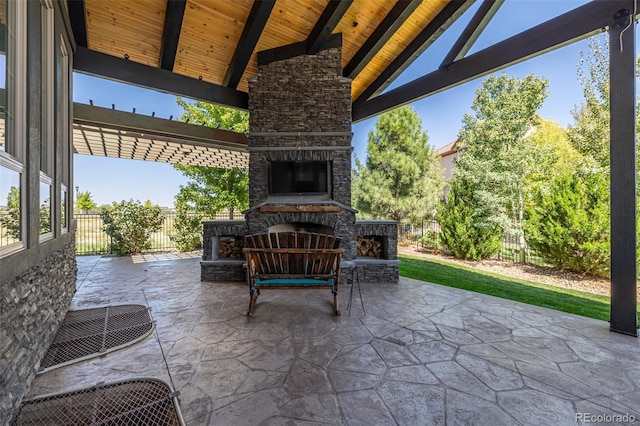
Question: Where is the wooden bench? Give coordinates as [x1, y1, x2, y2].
[243, 232, 344, 316]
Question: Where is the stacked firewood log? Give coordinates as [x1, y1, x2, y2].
[357, 236, 383, 258]
[218, 237, 244, 259]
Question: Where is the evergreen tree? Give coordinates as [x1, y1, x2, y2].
[437, 178, 502, 260]
[352, 106, 444, 225]
[524, 165, 610, 277]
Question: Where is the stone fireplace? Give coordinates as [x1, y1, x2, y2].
[202, 41, 398, 283]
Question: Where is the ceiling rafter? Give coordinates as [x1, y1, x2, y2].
[353, 0, 627, 122]
[440, 0, 504, 69]
[223, 0, 276, 88]
[354, 0, 475, 104]
[307, 0, 353, 55]
[67, 0, 88, 47]
[159, 0, 187, 71]
[343, 0, 422, 79]
[74, 46, 249, 110]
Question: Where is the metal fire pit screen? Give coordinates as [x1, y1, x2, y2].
[39, 304, 154, 373]
[12, 378, 185, 425]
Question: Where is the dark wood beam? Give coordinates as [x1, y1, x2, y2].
[258, 33, 342, 67]
[307, 0, 352, 55]
[223, 0, 275, 88]
[67, 0, 88, 47]
[440, 0, 504, 69]
[343, 0, 422, 79]
[609, 6, 638, 336]
[73, 46, 248, 110]
[353, 0, 630, 122]
[159, 0, 187, 71]
[354, 0, 474, 104]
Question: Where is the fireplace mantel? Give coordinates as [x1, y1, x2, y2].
[259, 205, 341, 213]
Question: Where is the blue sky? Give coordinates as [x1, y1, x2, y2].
[74, 0, 611, 207]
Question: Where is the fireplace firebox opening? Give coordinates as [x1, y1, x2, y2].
[269, 222, 333, 235]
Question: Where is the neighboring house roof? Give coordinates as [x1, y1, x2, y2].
[436, 139, 460, 158]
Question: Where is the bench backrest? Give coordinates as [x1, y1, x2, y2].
[243, 232, 343, 278]
[244, 231, 341, 250]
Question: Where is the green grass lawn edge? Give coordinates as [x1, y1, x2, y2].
[398, 254, 639, 322]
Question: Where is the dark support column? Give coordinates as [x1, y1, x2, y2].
[609, 8, 638, 336]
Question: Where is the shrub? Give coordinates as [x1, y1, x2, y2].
[437, 180, 502, 261]
[100, 199, 164, 255]
[170, 209, 203, 252]
[419, 230, 441, 252]
[524, 168, 610, 277]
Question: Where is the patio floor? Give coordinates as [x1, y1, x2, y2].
[28, 254, 640, 425]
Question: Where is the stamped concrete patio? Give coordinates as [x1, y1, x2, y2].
[29, 254, 640, 425]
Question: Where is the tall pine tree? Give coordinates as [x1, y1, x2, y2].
[352, 106, 444, 225]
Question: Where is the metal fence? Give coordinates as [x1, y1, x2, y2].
[398, 219, 548, 266]
[75, 211, 243, 255]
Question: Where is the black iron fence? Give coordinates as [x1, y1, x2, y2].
[75, 211, 243, 255]
[398, 219, 548, 266]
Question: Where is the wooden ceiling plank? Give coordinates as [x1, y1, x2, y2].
[353, 0, 625, 122]
[343, 0, 422, 79]
[74, 46, 248, 110]
[159, 0, 187, 71]
[68, 0, 88, 47]
[223, 0, 276, 88]
[307, 0, 353, 55]
[440, 0, 504, 69]
[354, 0, 474, 104]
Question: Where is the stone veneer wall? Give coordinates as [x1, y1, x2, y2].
[0, 241, 77, 424]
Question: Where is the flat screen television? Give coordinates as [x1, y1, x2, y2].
[269, 161, 330, 195]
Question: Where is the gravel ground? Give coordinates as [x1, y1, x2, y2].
[398, 244, 624, 299]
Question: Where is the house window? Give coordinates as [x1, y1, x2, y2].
[0, 0, 26, 256]
[58, 34, 70, 234]
[39, 0, 54, 241]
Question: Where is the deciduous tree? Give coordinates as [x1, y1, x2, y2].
[171, 99, 249, 251]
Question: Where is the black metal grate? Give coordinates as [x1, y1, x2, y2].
[12, 378, 184, 426]
[39, 305, 154, 373]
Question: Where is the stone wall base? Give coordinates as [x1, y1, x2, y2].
[1, 240, 77, 424]
[357, 259, 400, 283]
[201, 260, 245, 282]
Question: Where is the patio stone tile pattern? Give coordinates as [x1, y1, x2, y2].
[28, 254, 640, 425]
[13, 378, 184, 425]
[39, 304, 154, 373]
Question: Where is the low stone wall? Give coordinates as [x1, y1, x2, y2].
[0, 240, 77, 424]
[201, 221, 248, 282]
[355, 220, 399, 283]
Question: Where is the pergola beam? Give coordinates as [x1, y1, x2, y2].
[223, 0, 275, 88]
[73, 46, 249, 110]
[73, 102, 248, 148]
[343, 0, 422, 79]
[353, 0, 628, 122]
[440, 0, 504, 68]
[159, 0, 187, 71]
[307, 0, 353, 55]
[354, 0, 474, 104]
[609, 6, 638, 336]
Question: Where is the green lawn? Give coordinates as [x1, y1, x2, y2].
[398, 254, 638, 322]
